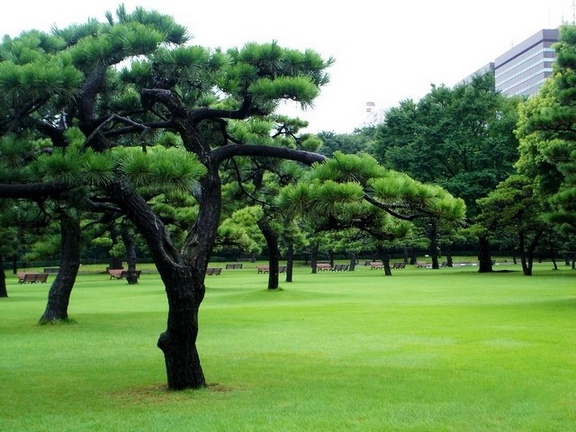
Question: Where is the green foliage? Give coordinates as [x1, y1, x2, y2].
[34, 148, 116, 187]
[372, 73, 520, 218]
[116, 146, 206, 193]
[515, 24, 576, 233]
[217, 206, 264, 254]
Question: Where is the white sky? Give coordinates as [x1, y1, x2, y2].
[1, 1, 573, 133]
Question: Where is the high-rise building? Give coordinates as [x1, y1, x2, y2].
[494, 29, 559, 97]
[459, 28, 559, 97]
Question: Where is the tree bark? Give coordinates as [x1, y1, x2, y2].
[377, 246, 392, 276]
[427, 220, 440, 269]
[285, 243, 293, 283]
[0, 255, 7, 298]
[477, 236, 493, 273]
[107, 172, 219, 390]
[348, 252, 356, 271]
[120, 224, 139, 284]
[310, 241, 318, 274]
[445, 244, 454, 267]
[258, 219, 280, 290]
[39, 213, 81, 322]
[156, 267, 206, 390]
[519, 229, 544, 276]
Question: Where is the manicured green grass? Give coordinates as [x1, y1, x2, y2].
[1, 263, 575, 431]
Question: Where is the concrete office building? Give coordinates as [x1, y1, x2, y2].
[459, 28, 559, 97]
[494, 28, 559, 97]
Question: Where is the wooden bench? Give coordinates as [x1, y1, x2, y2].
[316, 263, 332, 271]
[392, 262, 406, 269]
[416, 261, 430, 268]
[225, 263, 243, 270]
[332, 264, 349, 271]
[370, 261, 383, 269]
[206, 267, 222, 276]
[109, 270, 141, 280]
[108, 269, 124, 279]
[257, 265, 287, 274]
[18, 273, 49, 284]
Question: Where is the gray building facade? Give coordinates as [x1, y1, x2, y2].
[494, 28, 559, 97]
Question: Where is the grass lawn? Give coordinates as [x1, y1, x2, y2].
[1, 262, 575, 431]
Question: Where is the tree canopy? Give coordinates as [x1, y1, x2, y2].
[0, 5, 334, 390]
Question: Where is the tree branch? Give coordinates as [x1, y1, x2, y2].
[211, 144, 326, 167]
[0, 182, 71, 199]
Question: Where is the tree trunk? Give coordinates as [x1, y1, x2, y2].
[157, 267, 206, 390]
[428, 220, 439, 269]
[519, 232, 531, 276]
[548, 230, 558, 270]
[120, 225, 139, 284]
[0, 255, 7, 298]
[285, 243, 293, 283]
[258, 220, 280, 290]
[520, 229, 544, 277]
[39, 213, 81, 322]
[445, 244, 454, 267]
[348, 252, 356, 271]
[477, 236, 493, 273]
[310, 241, 318, 274]
[377, 246, 392, 276]
[108, 170, 220, 390]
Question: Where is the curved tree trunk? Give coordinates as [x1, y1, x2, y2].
[0, 255, 7, 298]
[258, 219, 280, 290]
[108, 170, 220, 390]
[40, 213, 81, 322]
[348, 252, 356, 271]
[519, 229, 544, 276]
[477, 236, 493, 273]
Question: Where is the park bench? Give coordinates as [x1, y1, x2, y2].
[257, 265, 287, 274]
[108, 269, 124, 279]
[206, 267, 222, 276]
[370, 261, 383, 270]
[332, 264, 349, 271]
[416, 261, 430, 268]
[316, 263, 332, 271]
[392, 262, 406, 269]
[18, 273, 49, 284]
[109, 270, 141, 281]
[225, 263, 243, 270]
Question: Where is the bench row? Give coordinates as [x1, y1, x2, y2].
[17, 273, 49, 283]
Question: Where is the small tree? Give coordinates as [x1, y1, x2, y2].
[476, 175, 548, 275]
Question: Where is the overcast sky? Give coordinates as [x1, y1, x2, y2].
[1, 1, 573, 133]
